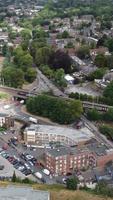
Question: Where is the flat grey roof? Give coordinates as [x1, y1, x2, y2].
[87, 143, 108, 156]
[0, 186, 49, 200]
[25, 125, 94, 143]
[47, 146, 90, 157]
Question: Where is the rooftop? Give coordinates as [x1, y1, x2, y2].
[0, 186, 49, 200]
[25, 124, 94, 144]
[87, 142, 109, 156]
[47, 146, 90, 157]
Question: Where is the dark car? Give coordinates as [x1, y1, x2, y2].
[0, 165, 4, 170]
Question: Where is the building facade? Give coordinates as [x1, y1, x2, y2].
[45, 144, 113, 176]
[45, 147, 96, 176]
[24, 125, 94, 147]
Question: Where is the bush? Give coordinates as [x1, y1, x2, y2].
[66, 178, 78, 190]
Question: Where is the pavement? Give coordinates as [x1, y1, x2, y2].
[0, 155, 25, 179]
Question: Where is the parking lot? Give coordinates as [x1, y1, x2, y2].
[0, 130, 57, 184]
[0, 155, 25, 179]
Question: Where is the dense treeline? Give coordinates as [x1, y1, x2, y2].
[26, 95, 83, 124]
[69, 92, 113, 106]
[87, 108, 113, 121]
[99, 125, 113, 141]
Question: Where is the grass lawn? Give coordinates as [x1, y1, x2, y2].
[0, 92, 10, 99]
[32, 184, 112, 200]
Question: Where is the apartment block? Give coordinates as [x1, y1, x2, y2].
[24, 124, 94, 147]
[45, 143, 113, 176]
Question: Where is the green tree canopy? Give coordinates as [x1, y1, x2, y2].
[20, 29, 32, 40]
[25, 68, 37, 83]
[94, 54, 107, 68]
[77, 45, 90, 59]
[35, 46, 52, 66]
[26, 95, 83, 124]
[1, 66, 24, 88]
[103, 81, 113, 102]
[66, 178, 78, 190]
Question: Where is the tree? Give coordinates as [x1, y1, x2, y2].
[49, 50, 72, 73]
[30, 38, 47, 58]
[54, 68, 67, 87]
[2, 43, 8, 56]
[13, 46, 25, 66]
[94, 54, 107, 68]
[32, 28, 48, 39]
[103, 81, 113, 104]
[87, 68, 106, 81]
[12, 171, 17, 182]
[20, 53, 33, 71]
[87, 109, 101, 121]
[35, 47, 52, 66]
[62, 30, 69, 38]
[40, 65, 54, 79]
[8, 31, 17, 40]
[26, 95, 83, 124]
[25, 68, 37, 83]
[101, 20, 112, 30]
[104, 108, 113, 121]
[1, 67, 24, 88]
[106, 54, 113, 69]
[105, 38, 113, 52]
[20, 29, 31, 40]
[76, 45, 90, 59]
[66, 178, 78, 190]
[99, 125, 113, 140]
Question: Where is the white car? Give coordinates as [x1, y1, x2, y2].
[3, 132, 7, 135]
[18, 166, 25, 171]
[24, 163, 30, 169]
[28, 161, 34, 166]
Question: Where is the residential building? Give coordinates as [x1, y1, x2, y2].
[0, 115, 14, 128]
[71, 55, 86, 68]
[45, 142, 113, 176]
[45, 146, 96, 176]
[24, 124, 94, 147]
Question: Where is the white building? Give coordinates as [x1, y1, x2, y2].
[24, 124, 94, 147]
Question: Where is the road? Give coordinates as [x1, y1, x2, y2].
[36, 69, 67, 97]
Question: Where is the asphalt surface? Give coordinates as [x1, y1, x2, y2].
[0, 131, 56, 184]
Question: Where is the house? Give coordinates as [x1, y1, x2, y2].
[71, 55, 86, 68]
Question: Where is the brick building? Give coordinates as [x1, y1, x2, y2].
[45, 143, 113, 176]
[45, 147, 96, 176]
[0, 116, 14, 128]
